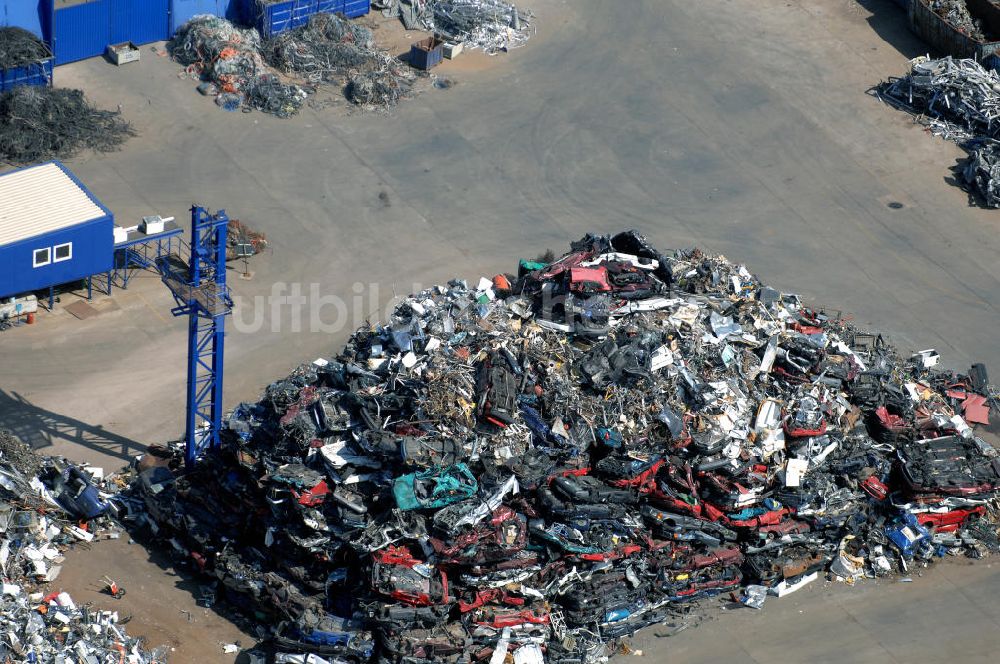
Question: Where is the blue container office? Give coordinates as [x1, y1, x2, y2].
[0, 162, 114, 299]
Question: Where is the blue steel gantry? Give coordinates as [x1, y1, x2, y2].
[158, 206, 232, 467]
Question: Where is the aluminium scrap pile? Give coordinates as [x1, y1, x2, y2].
[0, 431, 166, 662]
[380, 0, 534, 54]
[121, 231, 1000, 664]
[877, 56, 1000, 206]
[962, 139, 1000, 207]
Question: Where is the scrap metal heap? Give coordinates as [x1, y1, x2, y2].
[170, 15, 307, 117]
[0, 431, 165, 662]
[119, 231, 999, 663]
[169, 13, 415, 115]
[928, 0, 987, 42]
[0, 86, 133, 164]
[378, 0, 535, 54]
[877, 56, 1000, 206]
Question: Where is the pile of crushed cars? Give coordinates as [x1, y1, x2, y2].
[0, 431, 166, 662]
[118, 231, 1000, 663]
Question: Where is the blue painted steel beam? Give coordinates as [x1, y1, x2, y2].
[161, 206, 231, 467]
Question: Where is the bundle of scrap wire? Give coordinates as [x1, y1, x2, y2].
[347, 68, 414, 107]
[264, 12, 381, 84]
[0, 86, 134, 164]
[0, 26, 52, 68]
[423, 0, 534, 54]
[170, 15, 304, 116]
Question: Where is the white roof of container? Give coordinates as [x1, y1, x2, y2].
[0, 162, 109, 247]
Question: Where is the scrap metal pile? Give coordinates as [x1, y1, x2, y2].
[0, 26, 52, 69]
[121, 231, 999, 663]
[264, 13, 415, 108]
[170, 13, 414, 114]
[929, 0, 987, 42]
[0, 431, 165, 662]
[379, 0, 534, 54]
[877, 56, 1000, 206]
[0, 86, 134, 164]
[170, 15, 306, 117]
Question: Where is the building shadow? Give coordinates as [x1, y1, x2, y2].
[0, 389, 144, 461]
[856, 0, 932, 60]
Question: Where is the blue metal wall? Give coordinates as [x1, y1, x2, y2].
[343, 0, 369, 19]
[53, 0, 110, 65]
[111, 0, 169, 45]
[0, 58, 53, 92]
[0, 218, 114, 299]
[53, 0, 170, 65]
[245, 0, 370, 38]
[170, 0, 241, 34]
[0, 0, 49, 39]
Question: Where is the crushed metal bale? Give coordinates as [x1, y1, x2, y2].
[117, 232, 1000, 663]
[0, 430, 166, 662]
[0, 86, 134, 164]
[877, 55, 1000, 206]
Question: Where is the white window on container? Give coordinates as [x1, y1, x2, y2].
[53, 242, 72, 263]
[33, 247, 50, 268]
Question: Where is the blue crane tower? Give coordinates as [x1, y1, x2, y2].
[158, 206, 232, 467]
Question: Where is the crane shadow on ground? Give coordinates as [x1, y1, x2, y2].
[0, 389, 144, 462]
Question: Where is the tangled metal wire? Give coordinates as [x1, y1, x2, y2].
[171, 14, 414, 114]
[265, 13, 415, 108]
[0, 86, 134, 164]
[0, 27, 52, 69]
[170, 15, 306, 117]
[265, 12, 381, 83]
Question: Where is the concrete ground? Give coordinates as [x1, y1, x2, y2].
[2, 0, 999, 661]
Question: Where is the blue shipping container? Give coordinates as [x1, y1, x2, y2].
[342, 0, 368, 19]
[248, 0, 314, 38]
[243, 0, 369, 38]
[170, 0, 242, 35]
[0, 58, 53, 91]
